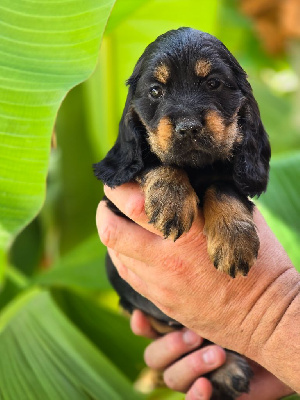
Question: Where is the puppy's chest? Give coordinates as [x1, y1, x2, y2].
[187, 164, 234, 202]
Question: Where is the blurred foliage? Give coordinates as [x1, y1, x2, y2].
[0, 0, 300, 398]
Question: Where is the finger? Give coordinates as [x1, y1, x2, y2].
[144, 329, 203, 370]
[110, 250, 156, 283]
[163, 345, 226, 393]
[185, 377, 213, 400]
[97, 200, 162, 262]
[104, 183, 163, 236]
[108, 248, 150, 299]
[104, 184, 205, 242]
[130, 310, 159, 339]
[98, 200, 208, 279]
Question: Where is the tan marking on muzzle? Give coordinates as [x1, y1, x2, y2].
[205, 110, 242, 156]
[148, 117, 173, 160]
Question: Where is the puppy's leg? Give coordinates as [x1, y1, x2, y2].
[209, 350, 253, 400]
[139, 166, 198, 240]
[203, 184, 259, 277]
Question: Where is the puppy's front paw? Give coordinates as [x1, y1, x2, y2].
[141, 167, 198, 240]
[203, 186, 259, 277]
[206, 219, 259, 277]
[209, 351, 253, 400]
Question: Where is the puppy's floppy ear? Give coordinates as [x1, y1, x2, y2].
[93, 61, 144, 188]
[233, 81, 271, 198]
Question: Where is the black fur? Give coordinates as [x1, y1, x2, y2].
[94, 28, 270, 197]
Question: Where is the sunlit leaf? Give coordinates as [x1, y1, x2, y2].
[53, 288, 150, 381]
[0, 289, 144, 400]
[34, 234, 109, 290]
[0, 0, 116, 275]
[147, 388, 184, 400]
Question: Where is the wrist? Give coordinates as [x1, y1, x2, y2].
[242, 266, 300, 356]
[242, 265, 300, 391]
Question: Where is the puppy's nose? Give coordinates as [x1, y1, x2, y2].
[175, 119, 202, 136]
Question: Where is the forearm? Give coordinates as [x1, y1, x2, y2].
[241, 265, 300, 392]
[253, 268, 300, 392]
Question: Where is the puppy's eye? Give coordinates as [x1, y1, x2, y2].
[206, 78, 221, 90]
[149, 86, 163, 99]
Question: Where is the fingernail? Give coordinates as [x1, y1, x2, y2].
[182, 330, 201, 347]
[202, 348, 216, 365]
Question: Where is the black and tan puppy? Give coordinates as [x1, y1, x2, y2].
[94, 28, 271, 400]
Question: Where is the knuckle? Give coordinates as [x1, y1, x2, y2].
[162, 255, 183, 271]
[125, 194, 145, 221]
[143, 347, 156, 369]
[165, 331, 185, 354]
[117, 262, 128, 280]
[163, 370, 179, 391]
[187, 350, 205, 375]
[99, 222, 117, 249]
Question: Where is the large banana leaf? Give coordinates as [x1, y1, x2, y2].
[52, 288, 150, 381]
[0, 0, 116, 278]
[0, 289, 143, 400]
[33, 234, 109, 291]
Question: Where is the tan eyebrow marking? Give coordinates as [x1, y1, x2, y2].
[154, 63, 170, 84]
[195, 59, 211, 77]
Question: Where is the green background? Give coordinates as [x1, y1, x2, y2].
[0, 0, 299, 398]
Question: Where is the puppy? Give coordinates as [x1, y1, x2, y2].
[94, 28, 271, 399]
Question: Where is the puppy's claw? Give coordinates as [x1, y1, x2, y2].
[149, 208, 160, 225]
[207, 222, 259, 277]
[231, 374, 250, 394]
[162, 216, 189, 241]
[229, 264, 236, 279]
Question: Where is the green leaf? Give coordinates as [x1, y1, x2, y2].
[281, 395, 300, 400]
[0, 289, 144, 400]
[258, 152, 300, 269]
[147, 388, 184, 400]
[34, 234, 110, 291]
[53, 288, 150, 381]
[0, 0, 116, 267]
[105, 0, 152, 34]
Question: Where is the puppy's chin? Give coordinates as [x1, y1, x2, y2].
[151, 135, 226, 168]
[157, 147, 217, 168]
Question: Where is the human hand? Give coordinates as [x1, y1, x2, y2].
[131, 310, 294, 400]
[97, 183, 295, 354]
[97, 182, 300, 391]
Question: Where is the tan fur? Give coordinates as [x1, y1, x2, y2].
[205, 110, 242, 156]
[210, 351, 252, 398]
[195, 59, 211, 77]
[147, 117, 173, 161]
[203, 186, 259, 276]
[154, 63, 170, 84]
[141, 166, 198, 240]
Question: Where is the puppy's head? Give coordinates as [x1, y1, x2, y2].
[131, 29, 245, 167]
[95, 28, 270, 196]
